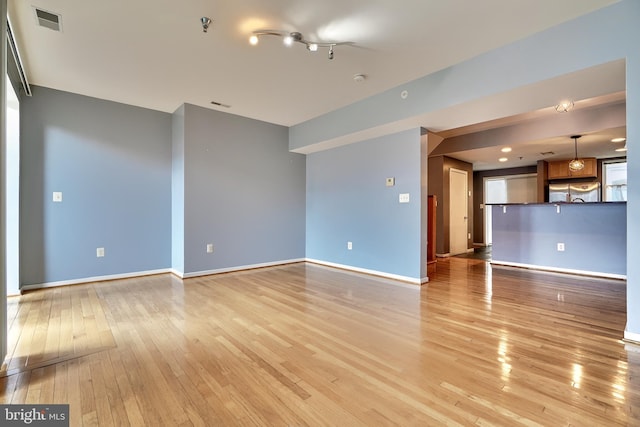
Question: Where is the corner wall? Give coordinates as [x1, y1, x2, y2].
[20, 86, 172, 286]
[181, 104, 306, 275]
[306, 128, 423, 281]
[171, 105, 185, 274]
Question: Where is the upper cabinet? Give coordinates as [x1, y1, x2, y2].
[547, 158, 597, 179]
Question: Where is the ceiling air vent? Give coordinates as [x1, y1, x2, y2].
[34, 8, 62, 31]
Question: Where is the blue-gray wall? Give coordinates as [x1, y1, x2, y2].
[181, 104, 305, 275]
[306, 128, 422, 280]
[291, 0, 640, 337]
[20, 86, 172, 285]
[491, 203, 626, 276]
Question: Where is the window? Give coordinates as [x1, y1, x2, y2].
[484, 174, 537, 204]
[603, 160, 627, 202]
[483, 173, 537, 245]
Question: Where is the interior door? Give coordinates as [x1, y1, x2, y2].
[449, 168, 468, 255]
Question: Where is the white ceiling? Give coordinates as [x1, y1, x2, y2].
[436, 90, 627, 170]
[446, 125, 627, 171]
[7, 0, 620, 128]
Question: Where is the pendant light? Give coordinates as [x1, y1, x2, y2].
[568, 135, 585, 172]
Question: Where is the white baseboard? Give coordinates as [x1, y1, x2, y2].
[20, 268, 173, 292]
[624, 330, 640, 345]
[19, 259, 427, 291]
[182, 259, 306, 279]
[170, 268, 184, 278]
[490, 260, 626, 280]
[306, 258, 425, 286]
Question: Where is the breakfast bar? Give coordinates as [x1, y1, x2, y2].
[490, 202, 626, 278]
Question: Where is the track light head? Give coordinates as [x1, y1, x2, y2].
[328, 45, 334, 60]
[201, 17, 212, 33]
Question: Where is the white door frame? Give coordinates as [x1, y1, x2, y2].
[449, 168, 469, 256]
[483, 177, 493, 246]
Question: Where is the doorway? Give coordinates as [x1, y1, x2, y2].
[449, 168, 468, 255]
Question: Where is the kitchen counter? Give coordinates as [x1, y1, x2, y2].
[486, 201, 626, 205]
[490, 202, 626, 278]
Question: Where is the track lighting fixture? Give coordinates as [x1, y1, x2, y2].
[249, 29, 349, 60]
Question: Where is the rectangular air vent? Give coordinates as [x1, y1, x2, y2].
[34, 8, 62, 31]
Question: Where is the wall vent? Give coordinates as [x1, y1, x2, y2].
[34, 8, 62, 31]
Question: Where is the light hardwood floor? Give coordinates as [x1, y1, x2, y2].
[1, 259, 639, 426]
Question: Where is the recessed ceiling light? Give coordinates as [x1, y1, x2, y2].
[501, 147, 512, 153]
[499, 157, 508, 162]
[615, 146, 627, 152]
[611, 137, 626, 143]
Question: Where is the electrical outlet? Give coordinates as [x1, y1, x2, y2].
[96, 247, 105, 257]
[557, 243, 565, 252]
[386, 177, 395, 187]
[347, 241, 353, 250]
[206, 243, 214, 253]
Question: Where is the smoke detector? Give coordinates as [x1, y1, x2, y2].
[353, 74, 366, 83]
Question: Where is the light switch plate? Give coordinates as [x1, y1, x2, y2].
[96, 247, 105, 257]
[206, 244, 214, 253]
[399, 193, 410, 203]
[53, 192, 63, 202]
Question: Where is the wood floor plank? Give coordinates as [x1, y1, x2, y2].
[2, 260, 637, 426]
